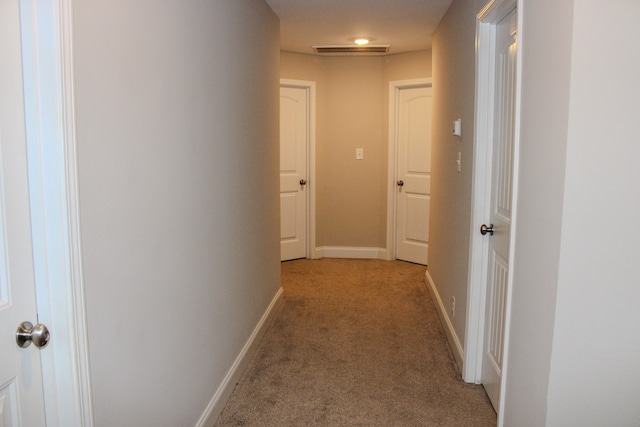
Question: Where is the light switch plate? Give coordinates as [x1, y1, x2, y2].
[356, 148, 364, 160]
[452, 119, 462, 137]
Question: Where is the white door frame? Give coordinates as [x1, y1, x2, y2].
[386, 78, 432, 261]
[464, 0, 521, 424]
[279, 79, 317, 259]
[20, 1, 93, 425]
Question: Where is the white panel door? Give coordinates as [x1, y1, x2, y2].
[280, 86, 308, 261]
[395, 86, 432, 265]
[0, 1, 47, 425]
[482, 7, 517, 411]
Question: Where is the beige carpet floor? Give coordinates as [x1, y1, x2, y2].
[215, 259, 496, 426]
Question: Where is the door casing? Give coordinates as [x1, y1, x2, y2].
[386, 78, 432, 262]
[465, 0, 521, 426]
[279, 79, 317, 259]
[19, 0, 93, 425]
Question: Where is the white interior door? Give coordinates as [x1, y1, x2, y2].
[280, 85, 308, 261]
[0, 1, 47, 424]
[481, 7, 517, 411]
[395, 85, 432, 265]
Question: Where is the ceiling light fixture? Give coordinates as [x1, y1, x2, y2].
[354, 39, 370, 45]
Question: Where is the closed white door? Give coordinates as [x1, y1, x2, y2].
[280, 86, 308, 261]
[395, 85, 432, 265]
[481, 7, 517, 411]
[0, 1, 47, 424]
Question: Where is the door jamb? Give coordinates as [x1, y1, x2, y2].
[465, 0, 521, 425]
[279, 79, 317, 259]
[20, 1, 94, 425]
[386, 78, 432, 260]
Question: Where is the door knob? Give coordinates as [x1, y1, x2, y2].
[480, 224, 494, 236]
[299, 179, 307, 186]
[16, 321, 50, 349]
[397, 180, 404, 187]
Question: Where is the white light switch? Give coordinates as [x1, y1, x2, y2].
[356, 148, 364, 160]
[452, 119, 462, 137]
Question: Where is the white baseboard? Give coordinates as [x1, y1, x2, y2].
[424, 270, 464, 371]
[315, 246, 387, 260]
[195, 287, 284, 427]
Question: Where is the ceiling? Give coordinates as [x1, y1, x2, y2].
[264, 0, 453, 56]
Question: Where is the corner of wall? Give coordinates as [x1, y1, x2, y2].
[196, 289, 284, 427]
[424, 270, 464, 370]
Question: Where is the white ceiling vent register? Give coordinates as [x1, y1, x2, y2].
[312, 45, 390, 55]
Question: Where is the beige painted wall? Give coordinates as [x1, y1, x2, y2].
[281, 50, 431, 249]
[320, 57, 384, 246]
[73, 1, 280, 425]
[429, 0, 482, 344]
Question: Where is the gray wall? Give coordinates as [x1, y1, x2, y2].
[429, 0, 482, 354]
[72, 0, 280, 425]
[524, 1, 640, 425]
[503, 0, 573, 424]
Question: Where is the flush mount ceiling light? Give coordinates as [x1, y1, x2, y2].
[354, 38, 369, 45]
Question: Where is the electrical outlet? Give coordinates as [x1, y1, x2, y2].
[451, 296, 456, 318]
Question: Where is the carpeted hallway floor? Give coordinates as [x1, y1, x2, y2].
[215, 258, 496, 426]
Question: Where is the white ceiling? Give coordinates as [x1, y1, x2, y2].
[264, 0, 453, 56]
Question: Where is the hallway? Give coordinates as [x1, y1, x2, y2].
[216, 259, 495, 426]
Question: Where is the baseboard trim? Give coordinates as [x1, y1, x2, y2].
[195, 287, 284, 427]
[424, 270, 464, 371]
[315, 246, 387, 260]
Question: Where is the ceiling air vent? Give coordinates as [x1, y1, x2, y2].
[312, 45, 390, 55]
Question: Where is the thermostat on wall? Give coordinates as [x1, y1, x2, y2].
[452, 119, 462, 137]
